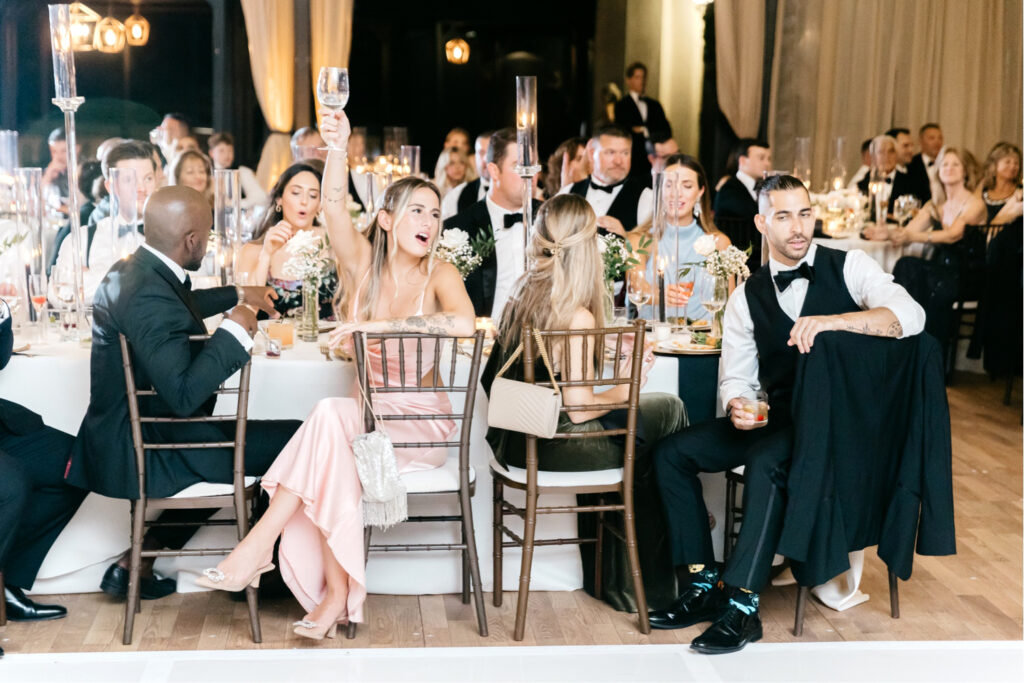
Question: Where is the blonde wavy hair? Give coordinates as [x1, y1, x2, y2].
[334, 176, 442, 322]
[433, 146, 476, 197]
[168, 149, 213, 205]
[497, 194, 605, 367]
[933, 147, 981, 204]
[980, 142, 1022, 193]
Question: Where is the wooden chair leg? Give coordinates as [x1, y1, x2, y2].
[0, 570, 7, 626]
[621, 491, 649, 634]
[346, 526, 372, 640]
[459, 489, 488, 637]
[460, 522, 470, 605]
[888, 570, 900, 619]
[594, 497, 604, 599]
[122, 500, 145, 645]
[793, 586, 809, 636]
[235, 491, 262, 644]
[512, 487, 538, 642]
[724, 476, 737, 562]
[492, 478, 504, 608]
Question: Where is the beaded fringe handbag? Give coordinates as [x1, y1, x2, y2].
[487, 328, 563, 439]
[352, 376, 407, 529]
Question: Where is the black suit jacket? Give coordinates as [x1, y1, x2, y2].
[713, 175, 758, 222]
[66, 247, 248, 499]
[857, 170, 917, 221]
[613, 94, 671, 181]
[0, 315, 46, 435]
[904, 154, 933, 203]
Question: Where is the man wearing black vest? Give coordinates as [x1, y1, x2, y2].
[441, 131, 492, 220]
[558, 125, 653, 237]
[649, 174, 925, 654]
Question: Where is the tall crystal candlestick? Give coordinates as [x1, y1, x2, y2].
[514, 76, 541, 270]
[49, 4, 87, 339]
[15, 168, 44, 274]
[214, 169, 241, 284]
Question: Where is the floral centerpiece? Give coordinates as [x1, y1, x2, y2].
[679, 235, 752, 344]
[433, 228, 484, 279]
[282, 230, 333, 341]
[599, 233, 649, 321]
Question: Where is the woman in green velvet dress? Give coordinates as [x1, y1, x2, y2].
[482, 194, 687, 612]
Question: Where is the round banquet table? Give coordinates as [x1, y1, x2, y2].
[812, 234, 928, 273]
[0, 335, 731, 599]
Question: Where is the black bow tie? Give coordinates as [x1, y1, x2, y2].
[591, 179, 625, 194]
[773, 262, 815, 292]
[502, 212, 523, 229]
[885, 176, 893, 184]
[926, 159, 935, 167]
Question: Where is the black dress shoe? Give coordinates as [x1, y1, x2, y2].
[649, 583, 726, 630]
[100, 563, 177, 600]
[4, 586, 68, 622]
[689, 604, 762, 654]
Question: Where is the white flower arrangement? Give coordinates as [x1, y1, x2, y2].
[433, 228, 483, 279]
[600, 233, 648, 283]
[693, 233, 718, 258]
[702, 244, 751, 280]
[282, 230, 332, 284]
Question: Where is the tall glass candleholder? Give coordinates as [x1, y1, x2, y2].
[49, 4, 87, 339]
[649, 171, 665, 321]
[793, 137, 812, 189]
[214, 169, 241, 283]
[828, 136, 847, 191]
[399, 145, 420, 178]
[15, 168, 44, 275]
[514, 76, 542, 270]
[0, 131, 18, 221]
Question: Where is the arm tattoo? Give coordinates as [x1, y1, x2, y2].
[886, 320, 903, 337]
[841, 320, 903, 337]
[386, 314, 455, 334]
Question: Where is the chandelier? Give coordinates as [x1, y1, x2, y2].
[69, 2, 150, 54]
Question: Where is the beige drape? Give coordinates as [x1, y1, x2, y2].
[310, 0, 353, 118]
[240, 0, 295, 189]
[715, 0, 766, 138]
[769, 0, 1023, 187]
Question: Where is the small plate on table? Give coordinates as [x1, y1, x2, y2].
[654, 339, 721, 355]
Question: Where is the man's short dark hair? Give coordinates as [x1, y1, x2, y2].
[591, 125, 631, 144]
[919, 122, 941, 135]
[163, 112, 190, 132]
[885, 127, 910, 138]
[208, 132, 234, 148]
[645, 130, 674, 156]
[78, 159, 103, 198]
[625, 61, 647, 78]
[102, 140, 156, 178]
[735, 137, 770, 160]
[486, 128, 517, 169]
[756, 173, 808, 213]
[47, 127, 66, 145]
[861, 137, 873, 154]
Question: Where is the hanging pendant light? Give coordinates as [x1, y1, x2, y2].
[69, 2, 101, 52]
[445, 38, 470, 65]
[94, 15, 126, 53]
[125, 1, 149, 46]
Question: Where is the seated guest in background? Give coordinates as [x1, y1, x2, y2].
[976, 142, 1022, 225]
[65, 186, 296, 601]
[153, 112, 191, 161]
[907, 123, 945, 203]
[207, 132, 267, 209]
[891, 148, 986, 249]
[196, 109, 476, 640]
[146, 141, 168, 189]
[41, 127, 70, 214]
[559, 125, 653, 237]
[857, 135, 915, 227]
[169, 149, 213, 206]
[0, 299, 87, 653]
[441, 131, 492, 219]
[651, 174, 925, 654]
[95, 137, 124, 164]
[886, 127, 930, 203]
[544, 136, 589, 199]
[291, 126, 326, 162]
[443, 127, 471, 157]
[646, 132, 680, 173]
[847, 137, 874, 190]
[236, 162, 336, 319]
[51, 141, 158, 304]
[714, 147, 740, 193]
[630, 154, 732, 322]
[482, 193, 686, 612]
[432, 146, 474, 199]
[613, 61, 672, 181]
[445, 128, 532, 320]
[714, 138, 772, 224]
[48, 160, 105, 275]
[176, 136, 200, 154]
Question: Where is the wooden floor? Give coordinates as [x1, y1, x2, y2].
[4, 373, 1021, 653]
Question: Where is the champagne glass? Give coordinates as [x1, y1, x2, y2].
[626, 268, 651, 318]
[28, 273, 47, 342]
[316, 67, 350, 111]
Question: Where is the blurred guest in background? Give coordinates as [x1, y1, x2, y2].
[886, 127, 930, 203]
[169, 149, 213, 206]
[714, 138, 772, 223]
[432, 146, 473, 199]
[613, 62, 671, 181]
[545, 136, 589, 198]
[977, 142, 1023, 225]
[208, 132, 267, 209]
[848, 137, 874, 190]
[291, 126, 327, 162]
[441, 132, 492, 219]
[907, 123, 945, 203]
[443, 127, 471, 157]
[646, 133, 680, 174]
[41, 127, 69, 213]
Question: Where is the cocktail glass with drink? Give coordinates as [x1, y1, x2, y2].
[741, 390, 770, 425]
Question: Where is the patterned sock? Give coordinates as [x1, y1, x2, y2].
[688, 564, 720, 592]
[726, 586, 759, 615]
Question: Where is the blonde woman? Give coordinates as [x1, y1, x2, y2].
[196, 109, 476, 640]
[976, 142, 1023, 225]
[433, 146, 474, 198]
[892, 148, 986, 249]
[168, 149, 213, 205]
[482, 193, 686, 613]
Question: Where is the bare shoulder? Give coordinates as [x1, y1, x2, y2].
[712, 230, 732, 248]
[570, 307, 596, 329]
[429, 260, 463, 284]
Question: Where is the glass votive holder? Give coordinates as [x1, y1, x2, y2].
[651, 321, 671, 342]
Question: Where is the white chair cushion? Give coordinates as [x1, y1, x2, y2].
[402, 458, 475, 494]
[170, 477, 258, 499]
[489, 457, 623, 487]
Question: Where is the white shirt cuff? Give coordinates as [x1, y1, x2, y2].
[219, 319, 254, 352]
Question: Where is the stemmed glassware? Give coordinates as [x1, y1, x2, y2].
[626, 268, 651, 319]
[316, 67, 349, 152]
[28, 273, 47, 342]
[893, 195, 920, 230]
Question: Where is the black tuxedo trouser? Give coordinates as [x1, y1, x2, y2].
[654, 415, 793, 592]
[147, 419, 301, 550]
[0, 425, 86, 589]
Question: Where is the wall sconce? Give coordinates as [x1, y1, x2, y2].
[445, 38, 470, 65]
[125, 5, 150, 47]
[69, 2, 100, 52]
[93, 16, 126, 53]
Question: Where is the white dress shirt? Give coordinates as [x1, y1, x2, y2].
[51, 216, 133, 306]
[735, 170, 758, 201]
[485, 195, 525, 322]
[922, 147, 945, 199]
[441, 179, 488, 220]
[718, 244, 926, 411]
[556, 179, 653, 230]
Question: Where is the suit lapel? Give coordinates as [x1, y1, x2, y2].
[133, 247, 207, 331]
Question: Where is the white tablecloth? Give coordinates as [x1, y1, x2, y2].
[1, 336, 733, 598]
[812, 235, 927, 273]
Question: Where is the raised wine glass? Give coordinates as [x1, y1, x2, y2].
[316, 67, 350, 111]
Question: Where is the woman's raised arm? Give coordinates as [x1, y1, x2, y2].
[319, 109, 370, 278]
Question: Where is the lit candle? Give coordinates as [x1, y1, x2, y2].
[657, 257, 666, 323]
[514, 76, 539, 172]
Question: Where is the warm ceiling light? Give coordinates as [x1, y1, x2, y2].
[445, 38, 470, 65]
[93, 16, 126, 53]
[125, 12, 150, 46]
[69, 2, 101, 52]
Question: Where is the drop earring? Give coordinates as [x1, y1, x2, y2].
[693, 201, 701, 219]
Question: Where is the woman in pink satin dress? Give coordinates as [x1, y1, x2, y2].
[196, 110, 476, 640]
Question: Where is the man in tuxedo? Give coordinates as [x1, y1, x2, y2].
[886, 127, 930, 203]
[441, 131, 492, 220]
[906, 123, 945, 204]
[714, 138, 772, 223]
[646, 133, 680, 173]
[0, 302, 87, 657]
[65, 186, 302, 599]
[558, 125, 653, 236]
[613, 62, 671, 181]
[443, 128, 535, 321]
[847, 137, 874, 190]
[649, 174, 925, 654]
[857, 135, 916, 225]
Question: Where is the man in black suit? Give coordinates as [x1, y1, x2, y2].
[714, 138, 772, 269]
[857, 134, 916, 227]
[65, 186, 301, 600]
[613, 62, 671, 181]
[886, 127, 930, 204]
[0, 302, 88, 657]
[905, 123, 945, 205]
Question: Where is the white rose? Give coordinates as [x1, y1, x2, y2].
[285, 229, 317, 254]
[693, 233, 717, 257]
[442, 228, 470, 248]
[597, 236, 608, 253]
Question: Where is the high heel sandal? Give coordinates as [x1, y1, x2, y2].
[194, 563, 275, 592]
[292, 616, 346, 641]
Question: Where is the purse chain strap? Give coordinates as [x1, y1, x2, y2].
[493, 328, 561, 393]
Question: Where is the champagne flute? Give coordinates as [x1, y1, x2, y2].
[28, 273, 47, 342]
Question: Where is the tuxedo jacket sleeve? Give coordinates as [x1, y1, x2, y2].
[444, 201, 496, 317]
[192, 286, 238, 320]
[713, 176, 758, 221]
